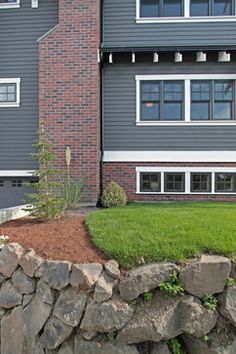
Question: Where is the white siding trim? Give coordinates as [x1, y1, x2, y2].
[136, 74, 236, 125]
[0, 0, 20, 9]
[0, 171, 34, 177]
[136, 167, 236, 194]
[103, 151, 236, 162]
[136, 0, 236, 23]
[0, 78, 21, 108]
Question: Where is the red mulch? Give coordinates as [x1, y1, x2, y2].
[0, 216, 108, 264]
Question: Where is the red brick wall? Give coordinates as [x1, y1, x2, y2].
[39, 0, 100, 203]
[103, 162, 236, 202]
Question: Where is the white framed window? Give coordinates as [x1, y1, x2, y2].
[136, 166, 236, 194]
[136, 74, 236, 126]
[136, 0, 236, 23]
[0, 78, 21, 108]
[0, 0, 20, 9]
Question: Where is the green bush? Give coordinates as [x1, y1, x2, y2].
[61, 179, 83, 209]
[101, 181, 127, 208]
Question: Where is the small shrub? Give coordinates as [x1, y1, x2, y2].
[143, 291, 154, 302]
[61, 179, 83, 209]
[226, 277, 235, 287]
[202, 294, 218, 311]
[0, 235, 9, 246]
[168, 338, 183, 354]
[159, 271, 184, 297]
[101, 181, 127, 208]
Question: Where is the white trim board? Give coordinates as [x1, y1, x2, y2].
[136, 74, 236, 126]
[0, 171, 34, 177]
[136, 167, 236, 194]
[136, 0, 236, 23]
[103, 151, 236, 162]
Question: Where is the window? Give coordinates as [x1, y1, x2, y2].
[0, 79, 21, 108]
[215, 173, 236, 192]
[164, 173, 185, 192]
[12, 180, 22, 187]
[140, 80, 184, 121]
[140, 0, 183, 17]
[136, 75, 236, 125]
[140, 172, 161, 192]
[0, 0, 20, 8]
[191, 173, 211, 192]
[137, 0, 235, 21]
[191, 80, 233, 120]
[190, 0, 232, 16]
[137, 168, 236, 194]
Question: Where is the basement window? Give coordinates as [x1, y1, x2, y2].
[0, 79, 21, 108]
[12, 180, 22, 187]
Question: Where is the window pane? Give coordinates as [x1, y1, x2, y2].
[140, 173, 161, 192]
[214, 102, 232, 120]
[164, 173, 185, 192]
[163, 0, 183, 16]
[0, 84, 16, 103]
[214, 81, 233, 100]
[191, 173, 211, 192]
[141, 102, 160, 120]
[215, 173, 236, 192]
[164, 103, 182, 120]
[191, 102, 209, 120]
[191, 82, 210, 100]
[164, 82, 183, 101]
[214, 0, 232, 15]
[140, 0, 159, 17]
[0, 0, 17, 2]
[191, 0, 209, 16]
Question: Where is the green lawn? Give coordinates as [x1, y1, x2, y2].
[86, 202, 236, 268]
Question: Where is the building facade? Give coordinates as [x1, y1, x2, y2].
[1, 0, 236, 208]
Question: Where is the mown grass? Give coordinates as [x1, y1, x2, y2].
[86, 202, 236, 268]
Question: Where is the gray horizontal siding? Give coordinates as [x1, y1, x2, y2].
[103, 60, 236, 151]
[103, 0, 236, 48]
[0, 0, 58, 170]
[0, 178, 36, 209]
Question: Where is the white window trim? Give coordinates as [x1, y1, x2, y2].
[136, 166, 236, 194]
[0, 0, 20, 9]
[136, 74, 236, 126]
[0, 78, 21, 108]
[136, 0, 236, 23]
[0, 171, 34, 177]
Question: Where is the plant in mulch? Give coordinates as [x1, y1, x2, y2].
[201, 294, 218, 311]
[24, 126, 65, 220]
[101, 181, 127, 208]
[159, 271, 184, 297]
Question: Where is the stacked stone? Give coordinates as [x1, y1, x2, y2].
[0, 243, 235, 353]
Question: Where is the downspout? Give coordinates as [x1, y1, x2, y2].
[99, 0, 104, 203]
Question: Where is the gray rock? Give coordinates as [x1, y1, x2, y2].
[23, 295, 52, 338]
[181, 296, 218, 337]
[183, 334, 236, 354]
[58, 339, 74, 354]
[12, 267, 36, 294]
[104, 260, 120, 279]
[40, 260, 71, 290]
[231, 262, 236, 281]
[36, 280, 54, 304]
[0, 243, 24, 277]
[1, 306, 29, 354]
[19, 248, 44, 277]
[119, 263, 179, 301]
[179, 255, 231, 298]
[0, 272, 5, 284]
[70, 263, 103, 290]
[80, 296, 134, 333]
[82, 331, 98, 340]
[74, 338, 139, 354]
[151, 342, 171, 354]
[54, 287, 88, 327]
[93, 272, 115, 303]
[22, 293, 34, 308]
[0, 307, 5, 319]
[218, 285, 236, 327]
[40, 316, 73, 349]
[0, 280, 22, 308]
[117, 293, 181, 344]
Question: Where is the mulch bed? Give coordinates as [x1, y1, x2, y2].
[0, 216, 108, 264]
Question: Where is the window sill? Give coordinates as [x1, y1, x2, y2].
[0, 103, 20, 108]
[136, 120, 236, 126]
[136, 16, 236, 24]
[0, 4, 20, 9]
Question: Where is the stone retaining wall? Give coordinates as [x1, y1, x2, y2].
[0, 243, 235, 354]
